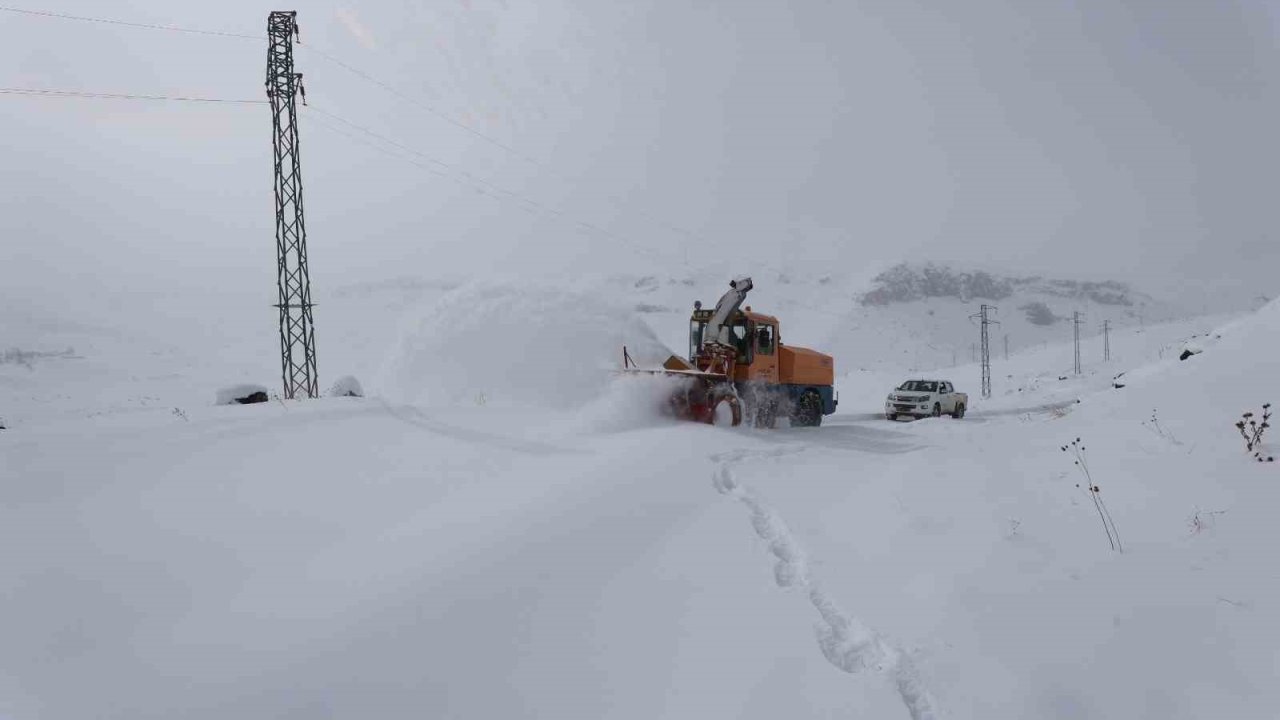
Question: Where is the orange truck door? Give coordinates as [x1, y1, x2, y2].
[750, 323, 779, 384]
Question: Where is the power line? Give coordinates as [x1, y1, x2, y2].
[0, 81, 666, 263]
[306, 113, 572, 224]
[301, 105, 668, 264]
[0, 5, 577, 172]
[305, 112, 455, 182]
[0, 87, 265, 104]
[0, 5, 539, 168]
[299, 45, 547, 171]
[1, 7, 691, 265]
[306, 111, 540, 206]
[298, 43, 708, 250]
[306, 105, 562, 217]
[0, 5, 262, 39]
[0, 4, 711, 256]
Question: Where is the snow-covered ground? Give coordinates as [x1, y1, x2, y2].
[3, 276, 1278, 719]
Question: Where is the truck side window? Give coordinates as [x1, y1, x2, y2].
[756, 325, 775, 356]
[689, 320, 705, 361]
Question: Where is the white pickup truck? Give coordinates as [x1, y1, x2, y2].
[885, 379, 967, 420]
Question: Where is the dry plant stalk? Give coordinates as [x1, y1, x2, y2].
[1061, 437, 1123, 553]
[1235, 404, 1274, 462]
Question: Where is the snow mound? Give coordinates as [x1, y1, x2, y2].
[327, 375, 364, 398]
[214, 383, 269, 405]
[381, 282, 673, 409]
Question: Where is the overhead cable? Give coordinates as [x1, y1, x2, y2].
[0, 5, 262, 39]
[0, 87, 266, 104]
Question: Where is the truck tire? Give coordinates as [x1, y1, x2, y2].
[886, 413, 897, 421]
[793, 391, 822, 427]
[951, 403, 965, 419]
[932, 403, 941, 418]
[710, 393, 742, 427]
[755, 397, 778, 429]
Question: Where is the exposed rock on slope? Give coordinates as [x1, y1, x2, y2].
[860, 263, 1145, 308]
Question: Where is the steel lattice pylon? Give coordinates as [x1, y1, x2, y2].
[266, 11, 318, 399]
[970, 304, 999, 399]
[1073, 311, 1084, 375]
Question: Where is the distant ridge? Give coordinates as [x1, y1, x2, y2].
[860, 263, 1143, 308]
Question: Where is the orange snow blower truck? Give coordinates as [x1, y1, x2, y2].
[623, 276, 837, 427]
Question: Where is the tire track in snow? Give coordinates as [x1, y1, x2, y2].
[713, 462, 939, 720]
[377, 400, 580, 456]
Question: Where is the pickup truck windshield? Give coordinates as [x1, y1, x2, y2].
[898, 381, 938, 392]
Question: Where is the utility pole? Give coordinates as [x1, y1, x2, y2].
[1103, 320, 1111, 361]
[1073, 311, 1084, 375]
[1003, 334, 1009, 361]
[266, 11, 318, 399]
[969, 304, 999, 399]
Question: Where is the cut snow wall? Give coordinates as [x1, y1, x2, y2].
[214, 384, 270, 405]
[379, 282, 673, 409]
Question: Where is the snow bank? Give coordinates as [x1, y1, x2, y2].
[327, 375, 364, 398]
[1093, 297, 1280, 407]
[380, 281, 672, 409]
[214, 383, 269, 405]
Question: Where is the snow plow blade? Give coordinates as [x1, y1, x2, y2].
[619, 348, 742, 426]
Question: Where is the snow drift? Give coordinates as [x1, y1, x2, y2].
[326, 375, 364, 398]
[379, 281, 673, 409]
[214, 383, 269, 405]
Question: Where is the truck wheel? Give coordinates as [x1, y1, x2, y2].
[710, 393, 742, 427]
[932, 403, 941, 418]
[793, 391, 822, 427]
[753, 396, 778, 429]
[886, 413, 897, 421]
[951, 403, 965, 419]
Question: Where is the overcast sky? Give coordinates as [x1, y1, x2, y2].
[2, 0, 1277, 308]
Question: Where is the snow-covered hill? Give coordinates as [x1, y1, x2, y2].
[3, 271, 1277, 719]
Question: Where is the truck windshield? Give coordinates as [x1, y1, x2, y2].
[689, 318, 750, 364]
[898, 381, 938, 392]
[689, 320, 706, 361]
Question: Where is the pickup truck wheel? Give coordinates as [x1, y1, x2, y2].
[931, 403, 941, 418]
[951, 403, 965, 419]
